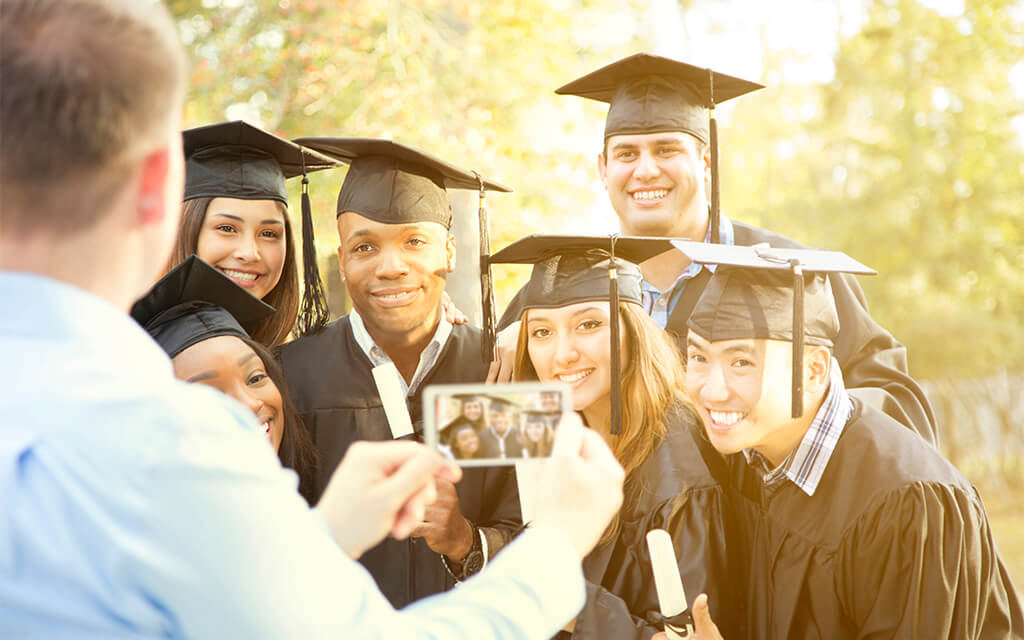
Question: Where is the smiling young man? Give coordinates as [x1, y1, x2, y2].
[680, 245, 1021, 638]
[499, 53, 938, 444]
[276, 139, 523, 608]
[478, 396, 524, 459]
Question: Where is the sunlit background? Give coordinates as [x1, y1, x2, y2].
[169, 0, 1024, 591]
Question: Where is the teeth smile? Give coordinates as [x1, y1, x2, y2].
[222, 269, 258, 281]
[709, 410, 745, 426]
[376, 291, 413, 299]
[557, 369, 593, 384]
[632, 189, 668, 201]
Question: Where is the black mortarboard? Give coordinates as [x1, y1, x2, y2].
[556, 53, 763, 247]
[439, 415, 478, 447]
[491, 235, 673, 435]
[294, 137, 512, 361]
[674, 241, 876, 417]
[130, 255, 275, 358]
[183, 121, 341, 337]
[483, 395, 520, 413]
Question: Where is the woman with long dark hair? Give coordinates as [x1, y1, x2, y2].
[165, 121, 337, 347]
[134, 255, 319, 503]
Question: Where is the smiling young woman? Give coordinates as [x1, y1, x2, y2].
[133, 255, 319, 504]
[495, 234, 736, 639]
[169, 196, 298, 347]
[164, 121, 338, 348]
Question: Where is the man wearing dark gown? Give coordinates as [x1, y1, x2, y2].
[680, 246, 1022, 638]
[478, 396, 524, 459]
[498, 53, 937, 445]
[277, 139, 521, 609]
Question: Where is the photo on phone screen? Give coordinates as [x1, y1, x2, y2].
[422, 382, 571, 466]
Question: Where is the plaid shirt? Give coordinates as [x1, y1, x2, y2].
[641, 214, 735, 329]
[744, 358, 853, 497]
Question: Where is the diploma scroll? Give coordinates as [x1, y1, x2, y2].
[646, 528, 694, 639]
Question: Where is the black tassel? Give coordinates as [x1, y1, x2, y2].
[474, 172, 496, 364]
[296, 169, 330, 337]
[609, 236, 622, 436]
[790, 259, 804, 418]
[708, 67, 720, 245]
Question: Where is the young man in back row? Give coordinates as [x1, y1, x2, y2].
[497, 54, 937, 445]
[0, 1, 625, 637]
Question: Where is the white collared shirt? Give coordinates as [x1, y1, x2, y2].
[349, 306, 453, 397]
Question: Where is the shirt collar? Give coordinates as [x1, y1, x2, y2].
[348, 306, 453, 395]
[640, 213, 735, 298]
[743, 357, 852, 497]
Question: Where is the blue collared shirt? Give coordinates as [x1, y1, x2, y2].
[0, 272, 584, 638]
[744, 358, 853, 497]
[641, 214, 735, 329]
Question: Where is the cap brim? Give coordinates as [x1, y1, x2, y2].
[185, 121, 339, 179]
[555, 53, 764, 105]
[293, 137, 512, 192]
[491, 234, 676, 265]
[671, 240, 876, 275]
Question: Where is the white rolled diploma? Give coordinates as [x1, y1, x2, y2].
[646, 528, 691, 638]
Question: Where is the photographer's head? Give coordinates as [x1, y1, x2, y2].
[0, 0, 187, 307]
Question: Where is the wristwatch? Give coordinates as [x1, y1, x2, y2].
[442, 526, 487, 582]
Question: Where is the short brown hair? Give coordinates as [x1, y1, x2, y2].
[0, 0, 186, 232]
[165, 198, 300, 348]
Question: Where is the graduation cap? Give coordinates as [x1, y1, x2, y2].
[673, 240, 876, 417]
[556, 53, 764, 247]
[130, 255, 275, 358]
[484, 395, 519, 412]
[293, 137, 512, 362]
[183, 121, 341, 337]
[439, 415, 479, 447]
[491, 234, 674, 435]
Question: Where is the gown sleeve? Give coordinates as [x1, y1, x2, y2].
[837, 481, 1023, 639]
[827, 271, 938, 445]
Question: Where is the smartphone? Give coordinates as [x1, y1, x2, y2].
[422, 382, 572, 466]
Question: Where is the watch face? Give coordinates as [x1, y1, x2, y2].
[464, 550, 485, 575]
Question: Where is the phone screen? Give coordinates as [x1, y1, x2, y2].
[422, 382, 572, 466]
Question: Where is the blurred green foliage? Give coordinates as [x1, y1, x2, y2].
[169, 0, 1024, 381]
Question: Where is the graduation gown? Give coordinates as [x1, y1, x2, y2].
[478, 427, 524, 459]
[497, 221, 937, 445]
[725, 399, 1022, 639]
[276, 317, 523, 609]
[565, 405, 738, 640]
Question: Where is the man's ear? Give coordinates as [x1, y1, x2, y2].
[446, 233, 456, 273]
[805, 346, 832, 394]
[596, 150, 608, 188]
[137, 146, 172, 225]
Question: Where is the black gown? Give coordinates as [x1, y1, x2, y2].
[276, 317, 523, 609]
[497, 221, 938, 445]
[564, 405, 739, 640]
[724, 398, 1022, 639]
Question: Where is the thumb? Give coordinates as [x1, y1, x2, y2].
[378, 450, 442, 509]
[691, 593, 723, 640]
